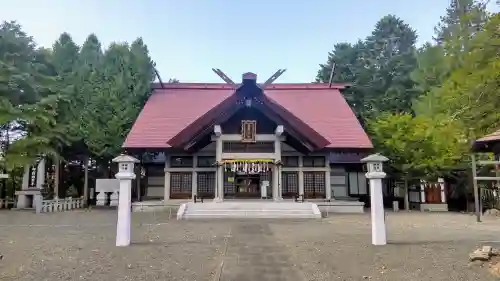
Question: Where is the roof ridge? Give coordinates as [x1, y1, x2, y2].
[151, 82, 348, 91]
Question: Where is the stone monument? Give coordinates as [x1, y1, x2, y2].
[361, 153, 389, 246]
[113, 154, 138, 247]
[15, 159, 45, 209]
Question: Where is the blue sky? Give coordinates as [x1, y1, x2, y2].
[1, 1, 498, 83]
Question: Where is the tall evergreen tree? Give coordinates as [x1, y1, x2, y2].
[316, 15, 418, 122]
[52, 33, 80, 75]
[77, 38, 155, 175]
[434, 0, 488, 46]
[0, 21, 63, 168]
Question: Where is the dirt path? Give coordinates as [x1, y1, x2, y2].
[220, 222, 304, 281]
[0, 211, 498, 280]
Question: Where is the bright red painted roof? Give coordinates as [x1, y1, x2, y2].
[123, 83, 373, 149]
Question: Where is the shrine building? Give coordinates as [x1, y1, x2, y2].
[122, 72, 373, 202]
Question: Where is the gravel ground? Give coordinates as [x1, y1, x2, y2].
[0, 210, 499, 281]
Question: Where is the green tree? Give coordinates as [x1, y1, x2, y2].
[51, 33, 82, 150]
[434, 0, 488, 46]
[316, 15, 419, 122]
[368, 113, 465, 208]
[423, 13, 500, 138]
[79, 38, 155, 176]
[0, 21, 63, 169]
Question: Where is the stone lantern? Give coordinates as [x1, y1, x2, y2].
[0, 155, 8, 179]
[112, 154, 139, 247]
[361, 153, 389, 246]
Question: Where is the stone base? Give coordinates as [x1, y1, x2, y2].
[14, 189, 42, 209]
[133, 200, 185, 212]
[315, 200, 365, 213]
[420, 203, 448, 212]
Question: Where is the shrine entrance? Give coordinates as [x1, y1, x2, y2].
[223, 160, 273, 199]
[234, 173, 261, 198]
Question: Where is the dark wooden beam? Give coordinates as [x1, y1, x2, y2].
[212, 68, 236, 86]
[153, 68, 165, 89]
[328, 62, 336, 88]
[261, 69, 286, 88]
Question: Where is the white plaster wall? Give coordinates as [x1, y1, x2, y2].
[146, 186, 164, 197]
[146, 176, 164, 197]
[96, 179, 119, 193]
[331, 167, 348, 198]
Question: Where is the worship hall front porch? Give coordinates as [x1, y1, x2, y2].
[151, 148, 333, 202]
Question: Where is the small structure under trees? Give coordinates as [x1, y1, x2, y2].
[471, 129, 500, 222]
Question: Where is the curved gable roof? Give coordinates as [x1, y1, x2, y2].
[123, 83, 372, 149]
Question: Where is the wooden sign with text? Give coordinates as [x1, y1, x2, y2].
[241, 120, 257, 143]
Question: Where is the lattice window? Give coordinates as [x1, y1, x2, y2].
[304, 172, 315, 193]
[314, 172, 326, 194]
[197, 172, 215, 194]
[170, 172, 192, 193]
[303, 172, 325, 198]
[282, 172, 298, 195]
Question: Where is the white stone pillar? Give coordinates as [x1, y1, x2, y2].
[298, 155, 304, 196]
[420, 180, 426, 203]
[325, 157, 331, 200]
[164, 157, 170, 203]
[273, 131, 282, 201]
[36, 159, 45, 190]
[438, 178, 446, 203]
[192, 155, 198, 197]
[214, 125, 223, 202]
[361, 153, 389, 246]
[112, 154, 138, 247]
[22, 165, 29, 190]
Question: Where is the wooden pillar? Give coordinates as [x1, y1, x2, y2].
[273, 125, 283, 201]
[438, 178, 445, 203]
[136, 154, 142, 202]
[298, 155, 304, 196]
[420, 179, 426, 204]
[192, 155, 198, 197]
[272, 140, 281, 200]
[215, 136, 223, 201]
[471, 154, 481, 222]
[83, 156, 89, 206]
[54, 156, 60, 198]
[214, 125, 223, 201]
[325, 156, 332, 200]
[164, 156, 170, 203]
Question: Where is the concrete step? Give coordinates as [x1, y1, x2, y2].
[183, 213, 320, 219]
[178, 201, 322, 220]
[185, 209, 314, 213]
[186, 203, 315, 210]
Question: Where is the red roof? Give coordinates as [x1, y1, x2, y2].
[123, 83, 372, 149]
[472, 129, 500, 152]
[476, 129, 500, 143]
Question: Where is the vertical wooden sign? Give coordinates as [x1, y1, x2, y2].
[241, 120, 257, 143]
[28, 165, 37, 188]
